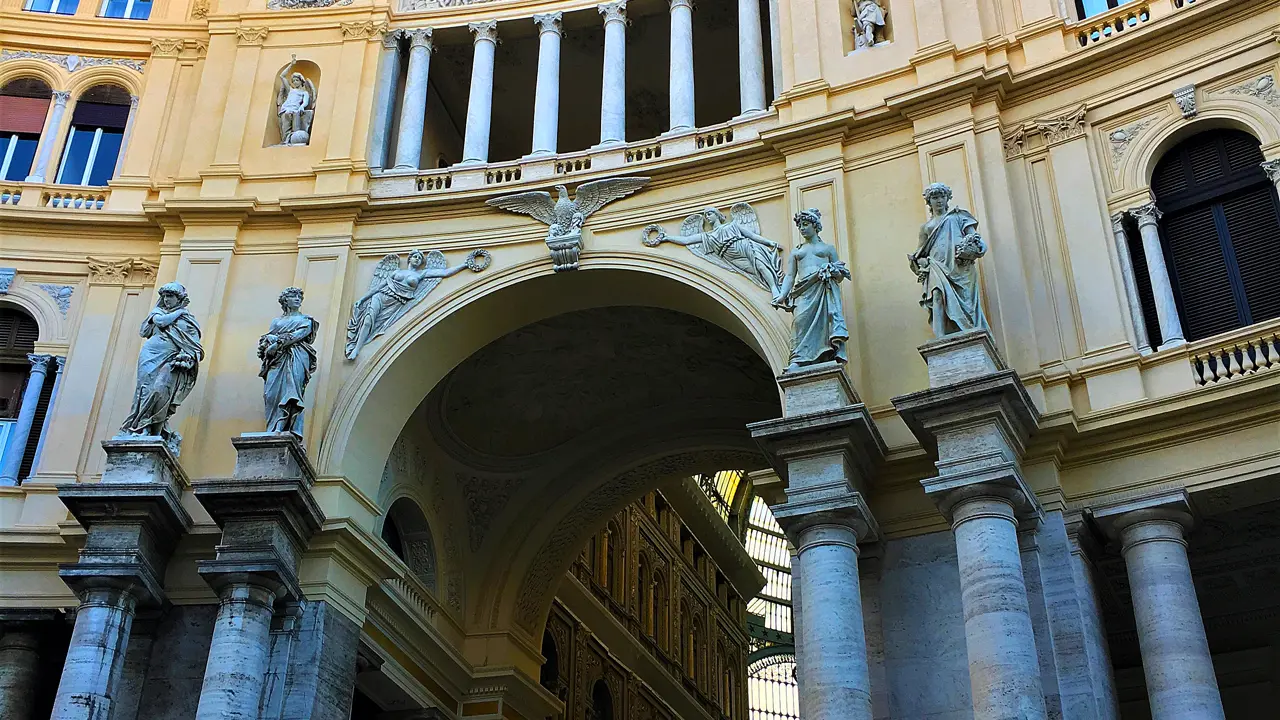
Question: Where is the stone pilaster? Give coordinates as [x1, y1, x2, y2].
[52, 439, 193, 720]
[749, 362, 885, 720]
[192, 432, 325, 720]
[892, 329, 1048, 720]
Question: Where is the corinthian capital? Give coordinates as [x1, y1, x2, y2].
[405, 27, 433, 49]
[382, 28, 404, 49]
[52, 90, 70, 105]
[1131, 202, 1163, 228]
[1261, 159, 1280, 183]
[469, 20, 499, 44]
[534, 12, 563, 35]
[598, 2, 627, 24]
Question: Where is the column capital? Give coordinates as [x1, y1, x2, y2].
[771, 489, 879, 546]
[52, 90, 70, 105]
[1090, 489, 1193, 541]
[1261, 158, 1280, 182]
[534, 11, 564, 35]
[381, 28, 404, 49]
[405, 27, 433, 49]
[469, 20, 499, 44]
[598, 1, 627, 24]
[1131, 201, 1163, 228]
[55, 355, 66, 371]
[669, 0, 693, 10]
[1110, 211, 1127, 233]
[26, 353, 52, 370]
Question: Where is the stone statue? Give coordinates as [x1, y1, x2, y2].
[908, 182, 989, 337]
[345, 248, 492, 359]
[854, 0, 886, 49]
[258, 287, 318, 435]
[119, 282, 204, 451]
[772, 209, 851, 371]
[486, 177, 650, 271]
[641, 203, 783, 294]
[276, 55, 316, 146]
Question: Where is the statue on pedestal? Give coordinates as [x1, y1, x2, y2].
[854, 0, 887, 49]
[908, 182, 989, 338]
[276, 55, 316, 146]
[773, 209, 851, 371]
[258, 287, 319, 435]
[119, 282, 204, 451]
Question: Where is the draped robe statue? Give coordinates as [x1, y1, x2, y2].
[909, 182, 989, 337]
[773, 209, 851, 371]
[119, 282, 204, 451]
[258, 287, 318, 435]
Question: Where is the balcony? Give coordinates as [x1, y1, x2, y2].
[1188, 319, 1280, 387]
[1069, 0, 1208, 50]
[0, 182, 112, 211]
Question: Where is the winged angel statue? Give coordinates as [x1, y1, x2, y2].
[277, 55, 317, 146]
[486, 177, 650, 272]
[345, 248, 492, 360]
[640, 203, 783, 294]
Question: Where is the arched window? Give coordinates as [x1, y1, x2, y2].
[589, 679, 613, 720]
[56, 84, 132, 187]
[654, 572, 668, 651]
[0, 78, 51, 182]
[0, 306, 51, 481]
[539, 630, 560, 697]
[381, 497, 438, 593]
[1148, 129, 1280, 342]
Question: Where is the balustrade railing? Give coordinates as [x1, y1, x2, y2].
[555, 156, 593, 175]
[383, 573, 440, 622]
[0, 187, 21, 206]
[1075, 3, 1151, 47]
[1189, 323, 1280, 386]
[43, 189, 108, 210]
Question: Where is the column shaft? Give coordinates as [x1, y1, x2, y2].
[369, 31, 403, 170]
[531, 14, 563, 155]
[1121, 520, 1224, 719]
[26, 91, 69, 183]
[0, 354, 52, 485]
[598, 3, 627, 145]
[194, 583, 278, 720]
[31, 356, 65, 476]
[1132, 203, 1186, 348]
[793, 524, 871, 720]
[393, 29, 433, 171]
[668, 0, 696, 132]
[1110, 213, 1151, 353]
[111, 96, 140, 179]
[952, 496, 1047, 719]
[0, 630, 40, 720]
[50, 587, 137, 720]
[737, 0, 766, 115]
[462, 22, 499, 164]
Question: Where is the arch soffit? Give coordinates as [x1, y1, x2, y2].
[319, 254, 790, 502]
[65, 67, 141, 98]
[0, 62, 63, 93]
[1125, 102, 1280, 191]
[0, 283, 69, 346]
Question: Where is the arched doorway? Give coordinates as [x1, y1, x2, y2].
[589, 679, 613, 720]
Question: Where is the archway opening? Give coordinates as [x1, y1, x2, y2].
[589, 678, 613, 720]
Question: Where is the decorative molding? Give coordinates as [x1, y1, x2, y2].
[1002, 125, 1027, 160]
[1173, 84, 1197, 119]
[403, 0, 501, 8]
[35, 284, 74, 316]
[1035, 105, 1087, 145]
[0, 268, 14, 294]
[1108, 116, 1157, 168]
[86, 257, 133, 286]
[133, 258, 159, 284]
[190, 0, 209, 18]
[0, 50, 145, 74]
[150, 39, 186, 57]
[236, 27, 270, 46]
[269, 0, 352, 8]
[1261, 159, 1280, 183]
[340, 20, 386, 39]
[1221, 74, 1280, 109]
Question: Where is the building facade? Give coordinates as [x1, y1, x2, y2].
[2, 0, 1280, 719]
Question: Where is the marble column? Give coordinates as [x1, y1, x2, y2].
[0, 616, 45, 720]
[598, 2, 627, 145]
[50, 585, 138, 720]
[668, 0, 696, 132]
[26, 90, 68, 183]
[193, 582, 279, 720]
[393, 28, 434, 171]
[462, 21, 499, 164]
[1131, 203, 1186, 349]
[789, 548, 804, 699]
[1110, 213, 1151, 354]
[111, 96, 140, 179]
[31, 355, 65, 476]
[0, 353, 52, 486]
[1094, 493, 1224, 720]
[369, 30, 404, 171]
[737, 0, 767, 116]
[530, 13, 563, 155]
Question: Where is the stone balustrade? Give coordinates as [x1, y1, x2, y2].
[43, 188, 108, 211]
[1074, 3, 1151, 47]
[0, 187, 21, 206]
[383, 574, 440, 623]
[1189, 320, 1280, 386]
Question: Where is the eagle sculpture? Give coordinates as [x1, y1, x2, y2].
[486, 177, 650, 271]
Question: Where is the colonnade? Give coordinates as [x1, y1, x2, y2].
[370, 0, 770, 171]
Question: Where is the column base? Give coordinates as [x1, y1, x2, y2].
[1157, 337, 1187, 353]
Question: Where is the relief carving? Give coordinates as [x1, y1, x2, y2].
[641, 202, 782, 294]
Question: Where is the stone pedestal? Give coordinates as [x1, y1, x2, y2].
[192, 432, 325, 720]
[749, 362, 885, 720]
[52, 438, 193, 720]
[1092, 491, 1224, 720]
[892, 330, 1048, 720]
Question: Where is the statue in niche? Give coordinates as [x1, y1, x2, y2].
[772, 209, 851, 371]
[854, 0, 887, 49]
[119, 282, 204, 453]
[258, 287, 318, 436]
[276, 55, 316, 146]
[908, 182, 989, 338]
[345, 248, 492, 360]
[641, 203, 783, 294]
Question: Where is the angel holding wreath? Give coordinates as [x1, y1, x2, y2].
[641, 203, 784, 295]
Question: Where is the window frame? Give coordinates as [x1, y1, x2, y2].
[22, 0, 79, 14]
[98, 0, 151, 20]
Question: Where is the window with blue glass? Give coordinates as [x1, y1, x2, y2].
[22, 0, 80, 14]
[100, 0, 151, 20]
[0, 78, 52, 182]
[55, 85, 131, 187]
[1076, 0, 1122, 19]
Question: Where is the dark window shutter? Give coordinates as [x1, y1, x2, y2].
[70, 101, 129, 130]
[1222, 186, 1280, 325]
[1163, 206, 1240, 341]
[0, 95, 50, 135]
[1225, 132, 1266, 173]
[1151, 149, 1189, 196]
[19, 365, 54, 480]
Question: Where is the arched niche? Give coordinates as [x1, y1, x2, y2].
[264, 59, 320, 147]
[379, 496, 438, 592]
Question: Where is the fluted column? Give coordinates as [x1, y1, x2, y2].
[26, 90, 68, 183]
[668, 0, 696, 132]
[393, 28, 434, 170]
[461, 21, 499, 164]
[737, 0, 766, 115]
[0, 354, 51, 486]
[598, 2, 627, 145]
[50, 585, 138, 720]
[1132, 203, 1186, 349]
[370, 30, 404, 170]
[530, 13, 563, 155]
[1110, 213, 1151, 354]
[193, 582, 278, 720]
